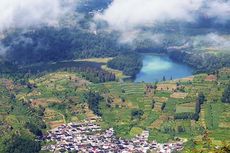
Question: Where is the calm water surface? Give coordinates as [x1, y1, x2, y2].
[135, 54, 193, 82]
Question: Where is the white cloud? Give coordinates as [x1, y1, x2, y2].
[0, 0, 79, 31]
[205, 0, 230, 23]
[95, 0, 204, 32]
[118, 30, 165, 45]
[193, 33, 230, 50]
[94, 0, 230, 43]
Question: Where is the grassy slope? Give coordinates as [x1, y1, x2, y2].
[0, 63, 230, 151]
[90, 68, 230, 148]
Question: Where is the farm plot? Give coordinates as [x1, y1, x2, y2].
[170, 92, 188, 99]
[149, 114, 169, 129]
[31, 98, 61, 107]
[76, 57, 113, 64]
[157, 83, 177, 91]
[44, 109, 65, 129]
[176, 102, 195, 113]
[218, 104, 230, 128]
[173, 76, 194, 82]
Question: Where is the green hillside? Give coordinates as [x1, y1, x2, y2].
[0, 59, 230, 152]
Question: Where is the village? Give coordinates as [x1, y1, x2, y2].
[42, 119, 184, 153]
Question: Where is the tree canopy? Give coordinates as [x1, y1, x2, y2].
[0, 135, 41, 153]
[222, 85, 230, 103]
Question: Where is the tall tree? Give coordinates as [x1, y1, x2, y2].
[198, 92, 205, 104]
[151, 99, 156, 109]
[222, 85, 230, 103]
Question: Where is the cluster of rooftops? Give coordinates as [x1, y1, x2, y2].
[42, 120, 184, 153]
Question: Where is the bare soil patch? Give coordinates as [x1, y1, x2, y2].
[204, 75, 217, 81]
[49, 120, 65, 129]
[205, 75, 217, 81]
[157, 83, 177, 91]
[170, 92, 188, 99]
[31, 98, 61, 107]
[174, 76, 194, 82]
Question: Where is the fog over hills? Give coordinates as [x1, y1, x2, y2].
[94, 0, 230, 44]
[1, 0, 229, 33]
[0, 0, 79, 31]
[0, 0, 229, 64]
[0, 1, 230, 153]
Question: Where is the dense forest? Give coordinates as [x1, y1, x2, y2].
[168, 50, 230, 73]
[2, 27, 127, 65]
[107, 53, 143, 77]
[0, 135, 41, 153]
[1, 26, 230, 77]
[0, 61, 116, 83]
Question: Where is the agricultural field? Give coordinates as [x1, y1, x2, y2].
[89, 68, 230, 150]
[75, 57, 113, 64]
[90, 81, 196, 141]
[19, 72, 100, 129]
[0, 65, 230, 152]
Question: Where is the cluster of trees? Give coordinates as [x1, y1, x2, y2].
[0, 135, 41, 153]
[16, 61, 116, 83]
[175, 92, 205, 121]
[3, 27, 127, 65]
[194, 92, 205, 121]
[107, 53, 143, 77]
[0, 60, 116, 84]
[84, 91, 103, 116]
[131, 109, 144, 120]
[151, 99, 156, 109]
[80, 67, 116, 83]
[222, 85, 230, 103]
[161, 102, 166, 111]
[174, 112, 197, 120]
[25, 122, 43, 137]
[168, 50, 230, 73]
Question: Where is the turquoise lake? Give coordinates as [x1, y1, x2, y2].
[135, 54, 194, 82]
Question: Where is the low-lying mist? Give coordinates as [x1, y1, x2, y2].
[0, 0, 229, 65]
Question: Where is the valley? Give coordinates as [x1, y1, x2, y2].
[0, 56, 230, 152]
[0, 0, 230, 152]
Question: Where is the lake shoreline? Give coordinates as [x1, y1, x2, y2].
[134, 53, 194, 83]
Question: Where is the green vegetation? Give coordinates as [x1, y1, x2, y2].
[222, 85, 230, 103]
[1, 2, 230, 152]
[169, 50, 230, 73]
[0, 57, 230, 152]
[107, 53, 143, 77]
[131, 109, 144, 120]
[0, 135, 41, 153]
[3, 27, 127, 65]
[84, 91, 103, 116]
